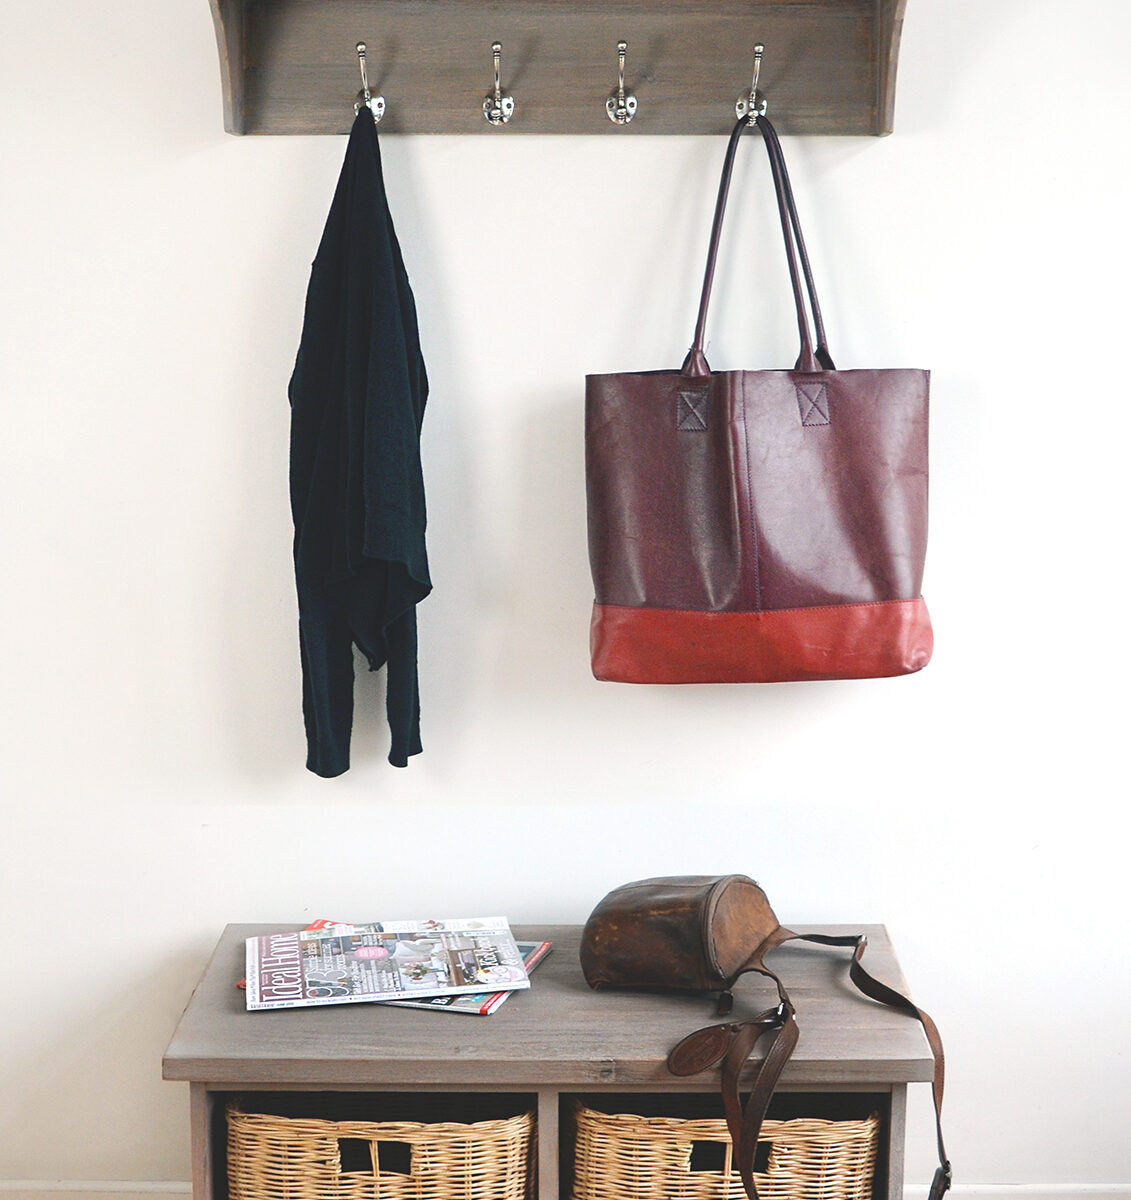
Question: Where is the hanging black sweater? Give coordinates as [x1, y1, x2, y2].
[289, 109, 431, 775]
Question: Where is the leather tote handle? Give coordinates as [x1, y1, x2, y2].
[760, 118, 835, 372]
[682, 115, 835, 379]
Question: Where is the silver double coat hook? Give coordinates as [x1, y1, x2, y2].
[354, 42, 386, 123]
[483, 41, 516, 125]
[606, 40, 637, 125]
[735, 43, 767, 123]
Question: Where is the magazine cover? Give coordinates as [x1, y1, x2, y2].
[244, 917, 530, 1011]
[385, 940, 552, 1015]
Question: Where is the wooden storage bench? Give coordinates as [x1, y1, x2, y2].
[163, 925, 934, 1200]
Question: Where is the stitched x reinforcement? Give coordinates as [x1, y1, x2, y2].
[795, 380, 830, 426]
[677, 388, 709, 431]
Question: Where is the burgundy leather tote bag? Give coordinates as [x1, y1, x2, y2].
[585, 115, 932, 683]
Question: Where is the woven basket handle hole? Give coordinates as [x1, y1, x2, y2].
[687, 1140, 771, 1176]
[337, 1138, 413, 1176]
[688, 1142, 727, 1174]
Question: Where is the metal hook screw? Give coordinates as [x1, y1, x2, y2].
[354, 42, 386, 124]
[735, 43, 767, 123]
[606, 40, 638, 125]
[483, 41, 515, 125]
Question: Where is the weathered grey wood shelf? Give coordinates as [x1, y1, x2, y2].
[208, 1, 910, 136]
[164, 923, 932, 1200]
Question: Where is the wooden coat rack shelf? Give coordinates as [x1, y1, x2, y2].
[209, 0, 910, 137]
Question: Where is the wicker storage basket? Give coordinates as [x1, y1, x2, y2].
[570, 1102, 879, 1200]
[227, 1101, 535, 1200]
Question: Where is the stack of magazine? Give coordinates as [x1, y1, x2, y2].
[243, 917, 551, 1015]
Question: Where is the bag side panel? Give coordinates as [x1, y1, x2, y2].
[585, 372, 752, 612]
[742, 368, 929, 610]
[709, 877, 781, 981]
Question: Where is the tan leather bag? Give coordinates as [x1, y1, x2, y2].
[581, 875, 951, 1200]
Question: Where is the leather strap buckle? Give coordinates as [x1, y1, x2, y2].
[928, 1162, 953, 1200]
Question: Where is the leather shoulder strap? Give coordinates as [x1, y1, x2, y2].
[668, 1006, 796, 1200]
[670, 930, 952, 1200]
[772, 930, 952, 1200]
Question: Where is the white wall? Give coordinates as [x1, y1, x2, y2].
[1, 1, 1129, 1196]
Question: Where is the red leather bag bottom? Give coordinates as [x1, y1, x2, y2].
[590, 598, 933, 684]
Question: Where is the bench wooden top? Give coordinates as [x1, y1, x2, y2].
[162, 923, 934, 1088]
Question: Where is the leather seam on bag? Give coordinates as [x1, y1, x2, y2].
[593, 598, 925, 615]
[702, 876, 732, 981]
[739, 376, 762, 611]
